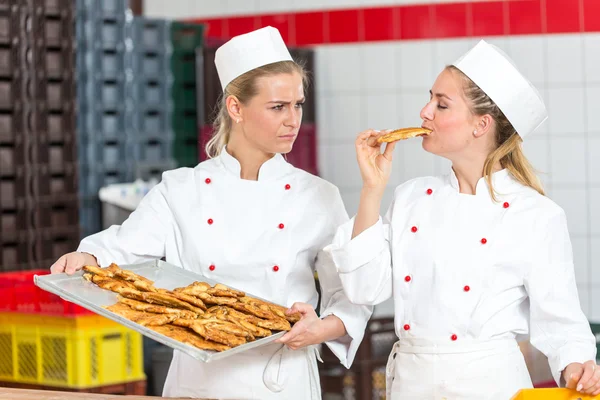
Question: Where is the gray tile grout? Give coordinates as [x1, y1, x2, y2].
[580, 32, 593, 313]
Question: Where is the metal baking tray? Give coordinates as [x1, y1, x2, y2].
[34, 259, 285, 362]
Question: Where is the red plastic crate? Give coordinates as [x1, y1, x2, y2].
[0, 269, 92, 316]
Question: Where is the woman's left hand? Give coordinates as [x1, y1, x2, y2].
[275, 302, 323, 350]
[564, 360, 600, 395]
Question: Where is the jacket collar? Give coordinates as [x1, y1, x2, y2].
[447, 168, 517, 197]
[218, 146, 291, 181]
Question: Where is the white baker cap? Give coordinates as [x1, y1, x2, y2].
[452, 40, 547, 138]
[214, 26, 293, 91]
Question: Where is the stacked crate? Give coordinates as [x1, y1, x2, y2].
[77, 2, 175, 238]
[126, 17, 175, 181]
[0, 0, 79, 272]
[76, 0, 130, 238]
[0, 270, 145, 391]
[170, 22, 204, 168]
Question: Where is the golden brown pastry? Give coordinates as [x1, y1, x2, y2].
[82, 265, 114, 278]
[117, 297, 198, 319]
[213, 283, 245, 297]
[254, 317, 291, 332]
[114, 287, 147, 302]
[229, 302, 279, 320]
[106, 263, 154, 285]
[149, 324, 231, 352]
[142, 291, 205, 314]
[210, 306, 272, 338]
[266, 303, 301, 324]
[105, 303, 178, 326]
[376, 127, 432, 143]
[89, 275, 134, 293]
[197, 316, 255, 340]
[133, 279, 158, 292]
[83, 263, 298, 349]
[157, 288, 207, 311]
[197, 292, 239, 306]
[177, 285, 208, 297]
[172, 319, 247, 347]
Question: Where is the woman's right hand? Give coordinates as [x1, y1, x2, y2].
[50, 252, 99, 275]
[355, 129, 397, 194]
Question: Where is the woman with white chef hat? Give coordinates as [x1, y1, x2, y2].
[50, 26, 372, 399]
[326, 40, 598, 399]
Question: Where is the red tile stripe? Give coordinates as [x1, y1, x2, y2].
[190, 0, 598, 46]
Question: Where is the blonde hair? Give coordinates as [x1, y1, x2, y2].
[205, 60, 308, 159]
[446, 65, 545, 200]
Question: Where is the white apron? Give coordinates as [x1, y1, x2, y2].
[386, 338, 533, 400]
[162, 342, 323, 399]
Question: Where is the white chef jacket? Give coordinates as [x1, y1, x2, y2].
[77, 147, 372, 399]
[327, 168, 596, 388]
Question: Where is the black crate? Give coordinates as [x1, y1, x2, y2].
[0, 175, 27, 210]
[34, 115, 77, 172]
[0, 5, 19, 46]
[3, 162, 76, 203]
[0, 202, 28, 241]
[13, 163, 50, 200]
[0, 46, 16, 78]
[0, 239, 29, 271]
[46, 78, 75, 111]
[30, 194, 79, 229]
[0, 111, 18, 144]
[45, 48, 75, 79]
[47, 142, 77, 175]
[48, 110, 75, 143]
[0, 140, 28, 178]
[0, 79, 19, 111]
[29, 225, 80, 265]
[44, 15, 74, 49]
[42, 0, 65, 17]
[49, 162, 77, 196]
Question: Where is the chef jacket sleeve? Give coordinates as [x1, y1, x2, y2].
[77, 171, 176, 267]
[316, 186, 373, 368]
[324, 191, 395, 307]
[524, 209, 597, 386]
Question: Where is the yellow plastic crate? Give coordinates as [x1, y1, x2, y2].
[513, 388, 599, 399]
[0, 313, 145, 388]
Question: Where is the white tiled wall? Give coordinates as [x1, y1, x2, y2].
[143, 0, 600, 320]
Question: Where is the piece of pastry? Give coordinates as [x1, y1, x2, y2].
[376, 127, 432, 143]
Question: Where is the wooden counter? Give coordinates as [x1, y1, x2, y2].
[0, 388, 214, 400]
